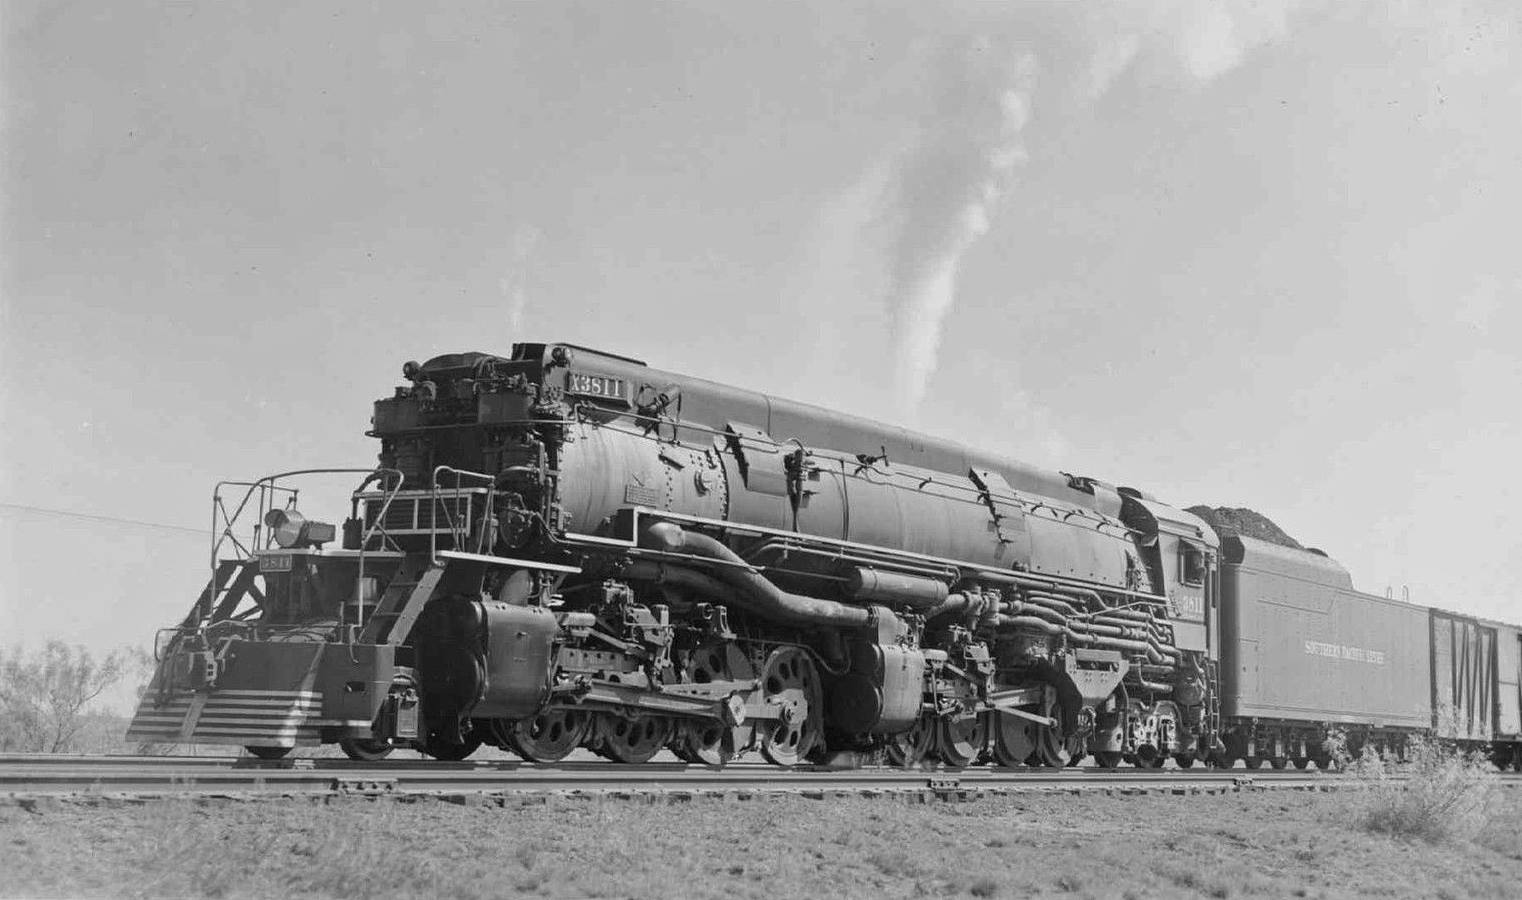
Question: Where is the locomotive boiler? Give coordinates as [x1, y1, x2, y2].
[130, 341, 1218, 767]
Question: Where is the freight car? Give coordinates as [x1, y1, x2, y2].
[129, 341, 1522, 771]
[1217, 534, 1522, 768]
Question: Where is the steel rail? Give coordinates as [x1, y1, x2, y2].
[7, 755, 1515, 799]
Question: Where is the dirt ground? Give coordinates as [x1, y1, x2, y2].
[2, 789, 1519, 899]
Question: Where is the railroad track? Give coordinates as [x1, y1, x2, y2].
[10, 754, 1515, 799]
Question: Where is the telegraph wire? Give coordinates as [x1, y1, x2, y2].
[0, 502, 205, 536]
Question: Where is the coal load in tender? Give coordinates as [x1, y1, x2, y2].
[1186, 505, 1304, 551]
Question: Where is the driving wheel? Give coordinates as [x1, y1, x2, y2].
[1029, 686, 1084, 768]
[670, 643, 737, 767]
[934, 712, 988, 768]
[758, 647, 822, 766]
[507, 708, 591, 763]
[990, 709, 1037, 768]
[672, 719, 731, 767]
[884, 711, 936, 768]
[594, 714, 673, 764]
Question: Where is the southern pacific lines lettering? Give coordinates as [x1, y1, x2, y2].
[1304, 640, 1386, 665]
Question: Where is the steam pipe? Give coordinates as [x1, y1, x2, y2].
[747, 540, 958, 585]
[1024, 592, 1084, 617]
[925, 590, 988, 620]
[1095, 607, 1153, 622]
[637, 523, 874, 628]
[997, 615, 1061, 635]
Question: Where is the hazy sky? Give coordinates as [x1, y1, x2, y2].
[3, 1, 1520, 673]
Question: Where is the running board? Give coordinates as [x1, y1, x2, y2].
[433, 550, 581, 573]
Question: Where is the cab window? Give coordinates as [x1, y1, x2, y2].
[1179, 543, 1206, 586]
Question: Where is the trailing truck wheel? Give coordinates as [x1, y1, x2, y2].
[339, 738, 393, 761]
[245, 745, 291, 761]
[1094, 751, 1124, 769]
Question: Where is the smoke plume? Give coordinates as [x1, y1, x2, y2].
[885, 45, 1036, 414]
[879, 2, 1325, 418]
[499, 224, 540, 335]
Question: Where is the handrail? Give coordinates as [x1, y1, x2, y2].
[430, 465, 496, 564]
[204, 468, 404, 637]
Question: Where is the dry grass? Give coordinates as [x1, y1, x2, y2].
[1346, 738, 1501, 843]
[2, 788, 1520, 899]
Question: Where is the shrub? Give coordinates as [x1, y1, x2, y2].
[0, 642, 125, 753]
[1350, 737, 1498, 843]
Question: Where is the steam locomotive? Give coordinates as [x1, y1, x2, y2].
[129, 342, 1522, 770]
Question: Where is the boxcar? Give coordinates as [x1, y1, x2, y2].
[1431, 611, 1522, 745]
[1498, 620, 1522, 743]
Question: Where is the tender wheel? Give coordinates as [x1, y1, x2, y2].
[1244, 756, 1265, 769]
[1292, 757, 1311, 770]
[245, 745, 291, 760]
[507, 709, 591, 763]
[339, 738, 393, 761]
[885, 712, 936, 768]
[935, 713, 988, 768]
[1095, 751, 1124, 768]
[672, 720, 731, 767]
[425, 735, 482, 761]
[1174, 754, 1197, 769]
[1268, 757, 1288, 770]
[758, 647, 823, 767]
[990, 710, 1036, 768]
[594, 714, 673, 764]
[1029, 687, 1084, 768]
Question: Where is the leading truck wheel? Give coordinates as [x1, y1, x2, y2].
[245, 745, 291, 761]
[339, 738, 394, 762]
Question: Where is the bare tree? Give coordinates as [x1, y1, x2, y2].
[0, 642, 126, 753]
